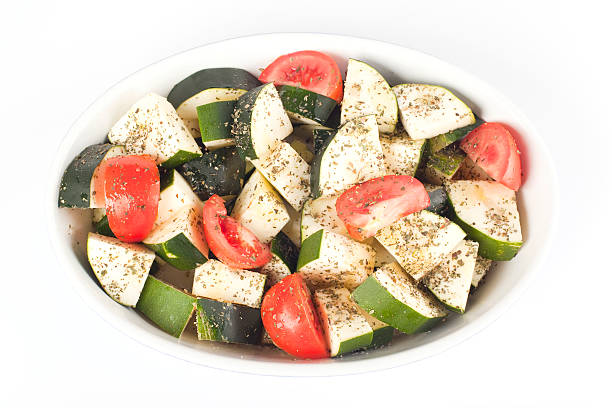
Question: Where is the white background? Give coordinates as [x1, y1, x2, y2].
[2, 1, 611, 406]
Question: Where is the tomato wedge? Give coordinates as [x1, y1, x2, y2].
[104, 155, 160, 243]
[259, 50, 344, 103]
[261, 274, 329, 359]
[336, 175, 430, 241]
[460, 122, 522, 190]
[202, 195, 271, 269]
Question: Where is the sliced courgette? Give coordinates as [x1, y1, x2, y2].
[423, 240, 478, 313]
[311, 115, 385, 198]
[355, 304, 394, 348]
[278, 85, 337, 125]
[136, 275, 196, 338]
[427, 118, 484, 153]
[177, 146, 245, 200]
[314, 287, 373, 357]
[351, 262, 447, 334]
[143, 206, 208, 270]
[87, 233, 155, 306]
[424, 184, 450, 216]
[260, 232, 299, 287]
[312, 127, 336, 156]
[472, 256, 493, 287]
[250, 141, 311, 211]
[108, 93, 202, 167]
[341, 59, 398, 134]
[423, 144, 466, 185]
[230, 169, 289, 244]
[393, 84, 475, 140]
[58, 144, 125, 208]
[297, 229, 375, 289]
[155, 169, 203, 228]
[167, 67, 260, 120]
[374, 210, 466, 280]
[453, 156, 494, 181]
[233, 83, 293, 160]
[196, 100, 236, 150]
[195, 297, 262, 345]
[281, 203, 302, 248]
[380, 131, 426, 176]
[192, 259, 267, 308]
[300, 196, 349, 243]
[445, 180, 523, 260]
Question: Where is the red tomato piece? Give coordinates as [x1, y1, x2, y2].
[202, 195, 271, 269]
[261, 274, 329, 359]
[336, 175, 431, 241]
[259, 50, 344, 103]
[104, 155, 160, 243]
[460, 122, 522, 190]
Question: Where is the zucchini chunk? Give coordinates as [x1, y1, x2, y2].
[167, 67, 260, 120]
[156, 169, 203, 228]
[281, 203, 302, 248]
[230, 170, 290, 244]
[314, 287, 373, 357]
[380, 131, 426, 176]
[446, 180, 523, 260]
[472, 256, 494, 287]
[108, 93, 202, 167]
[423, 240, 478, 313]
[311, 115, 385, 198]
[351, 262, 447, 334]
[250, 141, 311, 211]
[87, 233, 155, 306]
[192, 259, 266, 308]
[195, 297, 262, 345]
[393, 84, 475, 140]
[58, 144, 125, 208]
[341, 59, 398, 134]
[136, 275, 196, 338]
[297, 229, 375, 289]
[355, 304, 394, 348]
[278, 85, 337, 125]
[300, 196, 349, 243]
[196, 100, 236, 150]
[143, 206, 209, 270]
[424, 184, 450, 216]
[260, 232, 299, 286]
[375, 210, 466, 280]
[233, 83, 293, 160]
[453, 156, 494, 181]
[366, 237, 397, 268]
[423, 144, 466, 185]
[181, 117, 201, 138]
[177, 146, 245, 200]
[312, 127, 336, 155]
[427, 118, 484, 153]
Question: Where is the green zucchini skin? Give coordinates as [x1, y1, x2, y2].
[312, 128, 337, 156]
[197, 100, 236, 143]
[146, 234, 207, 271]
[177, 146, 245, 200]
[167, 68, 260, 109]
[232, 84, 264, 160]
[309, 133, 337, 199]
[160, 150, 202, 169]
[325, 105, 341, 128]
[428, 117, 484, 153]
[58, 143, 115, 208]
[270, 231, 299, 272]
[278, 85, 337, 125]
[95, 215, 114, 237]
[196, 298, 263, 344]
[296, 229, 324, 270]
[369, 326, 394, 348]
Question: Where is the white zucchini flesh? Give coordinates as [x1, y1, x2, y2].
[375, 210, 466, 280]
[259, 255, 292, 287]
[314, 287, 373, 357]
[281, 203, 302, 248]
[177, 88, 246, 120]
[375, 262, 448, 318]
[192, 259, 266, 308]
[423, 240, 478, 313]
[472, 256, 493, 287]
[87, 233, 155, 307]
[298, 230, 375, 289]
[108, 93, 201, 165]
[230, 170, 290, 244]
[315, 115, 385, 197]
[454, 156, 493, 181]
[341, 59, 398, 134]
[143, 205, 209, 257]
[251, 141, 311, 211]
[365, 237, 397, 267]
[393, 84, 475, 140]
[181, 117, 201, 138]
[300, 196, 349, 243]
[379, 132, 426, 176]
[446, 180, 522, 243]
[155, 169, 203, 229]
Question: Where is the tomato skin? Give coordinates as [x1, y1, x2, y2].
[259, 50, 344, 103]
[104, 155, 160, 243]
[261, 274, 329, 359]
[202, 195, 271, 269]
[336, 175, 431, 241]
[460, 122, 522, 190]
